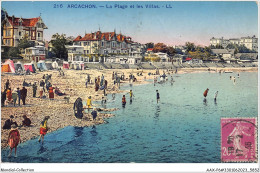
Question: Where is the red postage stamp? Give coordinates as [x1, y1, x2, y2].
[221, 118, 258, 163]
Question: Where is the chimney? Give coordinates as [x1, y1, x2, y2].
[94, 32, 96, 39]
[12, 15, 15, 24]
[109, 33, 111, 40]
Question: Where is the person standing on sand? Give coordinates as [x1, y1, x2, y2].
[20, 87, 27, 105]
[95, 81, 99, 91]
[104, 80, 108, 89]
[49, 85, 54, 100]
[5, 79, 10, 90]
[1, 89, 7, 107]
[203, 88, 209, 98]
[40, 80, 45, 93]
[100, 74, 104, 86]
[39, 86, 44, 98]
[32, 82, 37, 98]
[12, 89, 18, 107]
[97, 76, 101, 85]
[6, 87, 12, 102]
[112, 71, 115, 80]
[156, 90, 160, 103]
[39, 116, 50, 144]
[85, 79, 88, 88]
[17, 88, 21, 106]
[7, 124, 21, 157]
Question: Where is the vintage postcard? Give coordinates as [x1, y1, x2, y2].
[0, 0, 259, 172]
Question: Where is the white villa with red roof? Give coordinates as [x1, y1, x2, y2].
[2, 13, 48, 47]
[73, 30, 133, 56]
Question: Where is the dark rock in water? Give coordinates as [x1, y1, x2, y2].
[96, 108, 102, 111]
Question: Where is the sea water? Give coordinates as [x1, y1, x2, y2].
[1, 72, 258, 163]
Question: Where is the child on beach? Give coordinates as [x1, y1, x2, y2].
[91, 108, 98, 121]
[214, 91, 218, 101]
[122, 95, 126, 107]
[87, 96, 92, 110]
[39, 116, 50, 144]
[7, 124, 21, 157]
[22, 115, 31, 127]
[156, 90, 160, 103]
[127, 90, 134, 101]
[203, 88, 209, 98]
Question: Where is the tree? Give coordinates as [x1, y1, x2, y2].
[166, 46, 176, 56]
[7, 47, 20, 57]
[145, 42, 154, 49]
[185, 42, 195, 53]
[50, 33, 68, 60]
[226, 43, 236, 49]
[204, 46, 212, 58]
[153, 43, 167, 53]
[18, 36, 34, 49]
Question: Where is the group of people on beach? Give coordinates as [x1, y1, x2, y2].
[1, 79, 28, 107]
[3, 114, 33, 157]
[3, 113, 50, 157]
[1, 73, 67, 107]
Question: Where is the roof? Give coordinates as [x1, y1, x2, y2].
[7, 16, 40, 27]
[147, 48, 153, 51]
[73, 31, 131, 43]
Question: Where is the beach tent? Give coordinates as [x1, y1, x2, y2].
[37, 60, 47, 71]
[1, 64, 11, 72]
[63, 61, 69, 69]
[2, 59, 15, 73]
[24, 63, 36, 73]
[52, 61, 59, 69]
[14, 61, 25, 72]
[45, 61, 53, 70]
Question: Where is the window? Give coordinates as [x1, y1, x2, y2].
[84, 42, 87, 46]
[38, 32, 41, 37]
[87, 50, 89, 54]
[102, 42, 104, 47]
[6, 39, 11, 46]
[6, 30, 11, 36]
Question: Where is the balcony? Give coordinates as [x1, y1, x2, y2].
[37, 37, 43, 41]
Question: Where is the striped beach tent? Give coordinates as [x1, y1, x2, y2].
[24, 63, 36, 73]
[1, 59, 15, 73]
[45, 61, 53, 70]
[14, 61, 25, 72]
[37, 60, 48, 71]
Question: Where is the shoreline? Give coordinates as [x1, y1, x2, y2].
[1, 67, 258, 149]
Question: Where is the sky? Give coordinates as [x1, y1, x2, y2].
[1, 1, 258, 46]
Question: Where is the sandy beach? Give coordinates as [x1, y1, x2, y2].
[1, 67, 257, 149]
